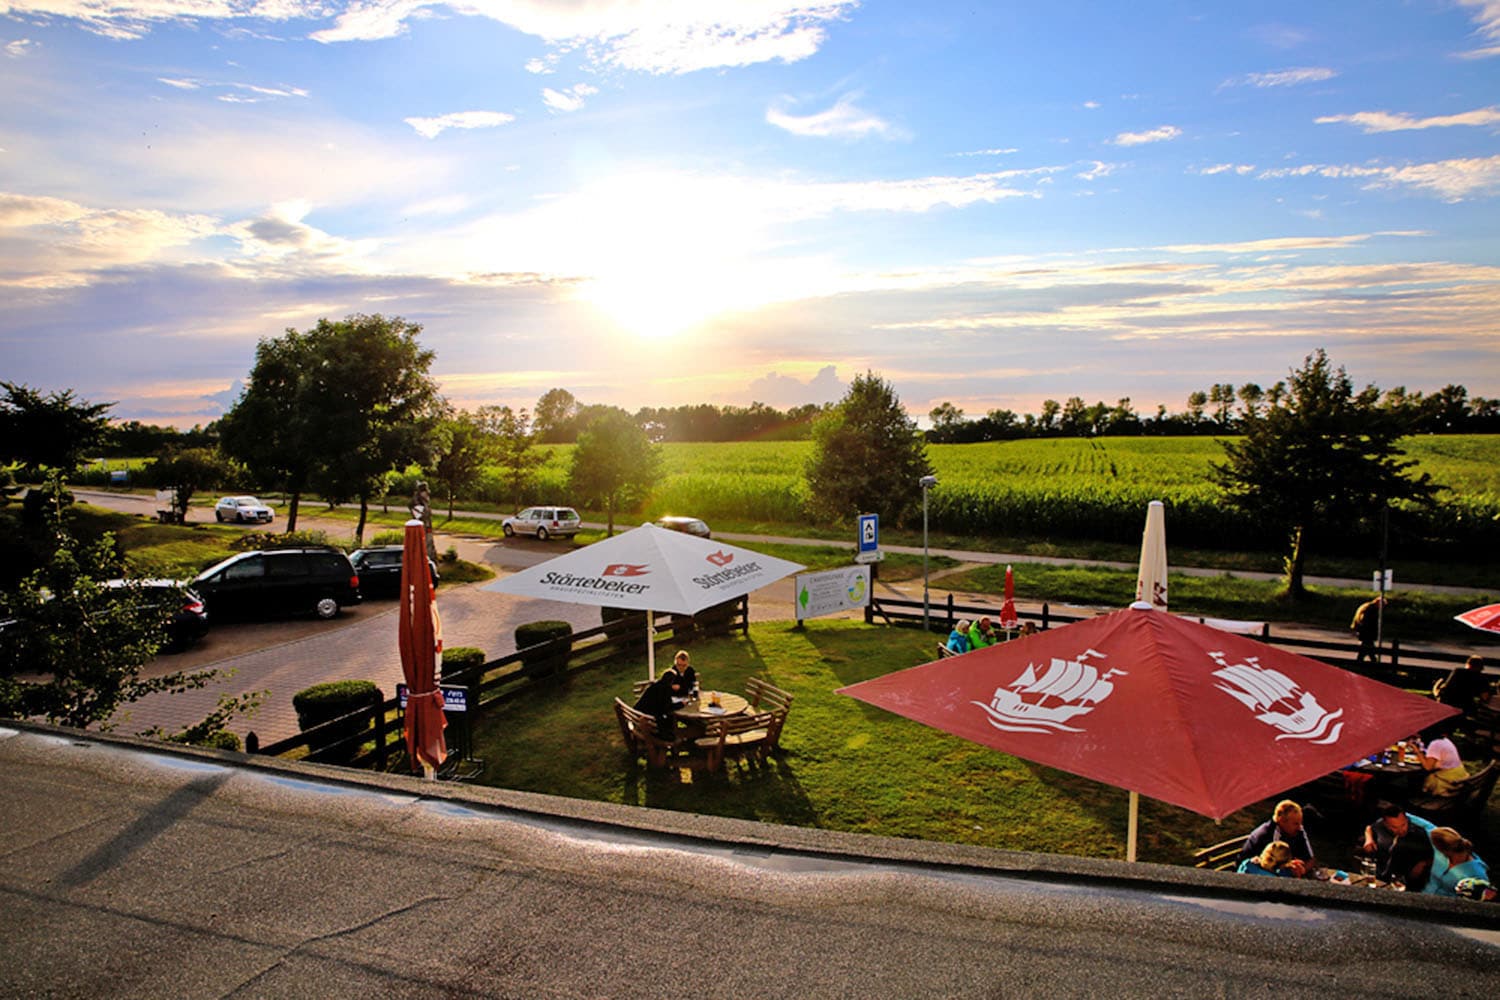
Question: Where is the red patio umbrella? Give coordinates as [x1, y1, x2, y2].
[998, 565, 1019, 630]
[399, 518, 447, 778]
[1455, 603, 1500, 635]
[838, 604, 1456, 857]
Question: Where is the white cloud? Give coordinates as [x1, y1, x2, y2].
[1259, 155, 1500, 201]
[1458, 0, 1500, 40]
[313, 1, 856, 74]
[542, 83, 598, 113]
[1083, 100, 1100, 109]
[1224, 66, 1336, 88]
[1076, 161, 1116, 181]
[157, 76, 199, 89]
[1198, 163, 1255, 176]
[954, 147, 1019, 157]
[404, 110, 516, 139]
[766, 94, 895, 139]
[1111, 125, 1181, 146]
[1315, 106, 1500, 132]
[524, 57, 552, 74]
[5, 38, 39, 56]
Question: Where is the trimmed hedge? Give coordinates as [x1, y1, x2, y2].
[441, 645, 485, 681]
[232, 529, 331, 552]
[515, 620, 572, 678]
[292, 679, 379, 763]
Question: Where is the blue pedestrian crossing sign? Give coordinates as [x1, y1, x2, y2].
[856, 513, 881, 563]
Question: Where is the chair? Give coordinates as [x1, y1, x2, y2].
[1408, 761, 1500, 829]
[631, 678, 652, 701]
[613, 698, 679, 769]
[1192, 833, 1250, 872]
[937, 643, 956, 658]
[693, 711, 776, 772]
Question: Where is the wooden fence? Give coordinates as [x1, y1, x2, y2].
[255, 596, 750, 770]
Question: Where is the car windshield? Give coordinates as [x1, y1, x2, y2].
[234, 497, 258, 505]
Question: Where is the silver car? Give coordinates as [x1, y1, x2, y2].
[214, 495, 274, 524]
[502, 506, 581, 540]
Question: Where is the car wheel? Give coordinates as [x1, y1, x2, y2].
[314, 596, 339, 620]
[503, 523, 514, 537]
[216, 511, 225, 522]
[536, 526, 549, 541]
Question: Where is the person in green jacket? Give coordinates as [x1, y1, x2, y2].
[968, 617, 997, 649]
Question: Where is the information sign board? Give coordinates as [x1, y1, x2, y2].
[795, 565, 871, 621]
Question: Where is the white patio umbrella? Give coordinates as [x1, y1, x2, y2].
[483, 523, 804, 679]
[1134, 500, 1168, 611]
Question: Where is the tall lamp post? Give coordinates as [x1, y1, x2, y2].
[920, 475, 938, 631]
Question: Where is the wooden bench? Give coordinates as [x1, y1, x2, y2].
[744, 677, 793, 713]
[631, 678, 652, 701]
[613, 698, 679, 768]
[693, 711, 780, 772]
[937, 643, 957, 658]
[1192, 833, 1250, 872]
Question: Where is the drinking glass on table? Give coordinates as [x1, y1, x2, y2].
[1359, 856, 1378, 878]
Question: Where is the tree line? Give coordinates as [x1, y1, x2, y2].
[926, 381, 1500, 443]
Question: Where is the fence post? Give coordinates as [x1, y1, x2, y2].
[372, 687, 387, 772]
[1389, 639, 1400, 670]
[946, 594, 954, 629]
[1041, 602, 1050, 630]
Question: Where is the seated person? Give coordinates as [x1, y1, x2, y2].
[1019, 622, 1038, 637]
[1424, 827, 1491, 898]
[1419, 723, 1470, 798]
[1239, 799, 1315, 877]
[1435, 655, 1491, 715]
[633, 652, 695, 739]
[946, 621, 972, 655]
[1360, 802, 1436, 890]
[967, 617, 997, 650]
[670, 650, 699, 698]
[1455, 878, 1499, 903]
[1236, 840, 1295, 877]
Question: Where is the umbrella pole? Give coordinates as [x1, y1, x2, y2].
[1127, 791, 1139, 862]
[422, 762, 436, 782]
[647, 610, 656, 681]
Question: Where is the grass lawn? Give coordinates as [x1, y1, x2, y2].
[468, 619, 1336, 866]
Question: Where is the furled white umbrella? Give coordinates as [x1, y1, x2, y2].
[484, 523, 804, 679]
[1134, 500, 1168, 611]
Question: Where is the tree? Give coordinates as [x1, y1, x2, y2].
[1212, 350, 1438, 598]
[303, 315, 440, 543]
[534, 388, 579, 443]
[0, 479, 220, 729]
[1185, 390, 1208, 426]
[219, 314, 438, 533]
[430, 411, 491, 520]
[928, 402, 965, 442]
[804, 371, 933, 527]
[1237, 383, 1265, 422]
[0, 382, 113, 475]
[151, 447, 235, 522]
[217, 328, 321, 531]
[568, 409, 662, 535]
[477, 405, 542, 505]
[1038, 399, 1060, 432]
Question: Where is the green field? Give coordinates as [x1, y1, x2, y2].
[510, 435, 1500, 559]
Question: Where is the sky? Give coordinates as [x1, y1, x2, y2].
[2, 1, 1499, 428]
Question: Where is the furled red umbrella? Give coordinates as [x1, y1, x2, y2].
[998, 565, 1019, 631]
[838, 604, 1456, 860]
[1455, 603, 1500, 635]
[399, 518, 447, 779]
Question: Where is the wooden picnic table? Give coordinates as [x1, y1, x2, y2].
[673, 691, 750, 721]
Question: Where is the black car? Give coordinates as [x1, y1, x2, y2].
[349, 546, 439, 599]
[106, 579, 211, 651]
[192, 548, 362, 620]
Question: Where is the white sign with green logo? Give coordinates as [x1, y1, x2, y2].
[795, 565, 871, 621]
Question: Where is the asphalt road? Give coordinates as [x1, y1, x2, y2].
[4, 724, 1498, 1000]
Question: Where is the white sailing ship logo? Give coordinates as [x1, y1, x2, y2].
[1210, 652, 1343, 744]
[972, 648, 1126, 734]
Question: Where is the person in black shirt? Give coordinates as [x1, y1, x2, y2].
[633, 651, 698, 739]
[1435, 655, 1491, 716]
[1360, 802, 1435, 891]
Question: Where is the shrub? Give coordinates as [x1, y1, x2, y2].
[601, 605, 648, 651]
[441, 545, 459, 563]
[232, 529, 330, 552]
[292, 679, 379, 763]
[514, 620, 572, 678]
[171, 729, 241, 752]
[441, 646, 485, 682]
[369, 530, 404, 546]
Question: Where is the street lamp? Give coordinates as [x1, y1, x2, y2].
[920, 475, 938, 631]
